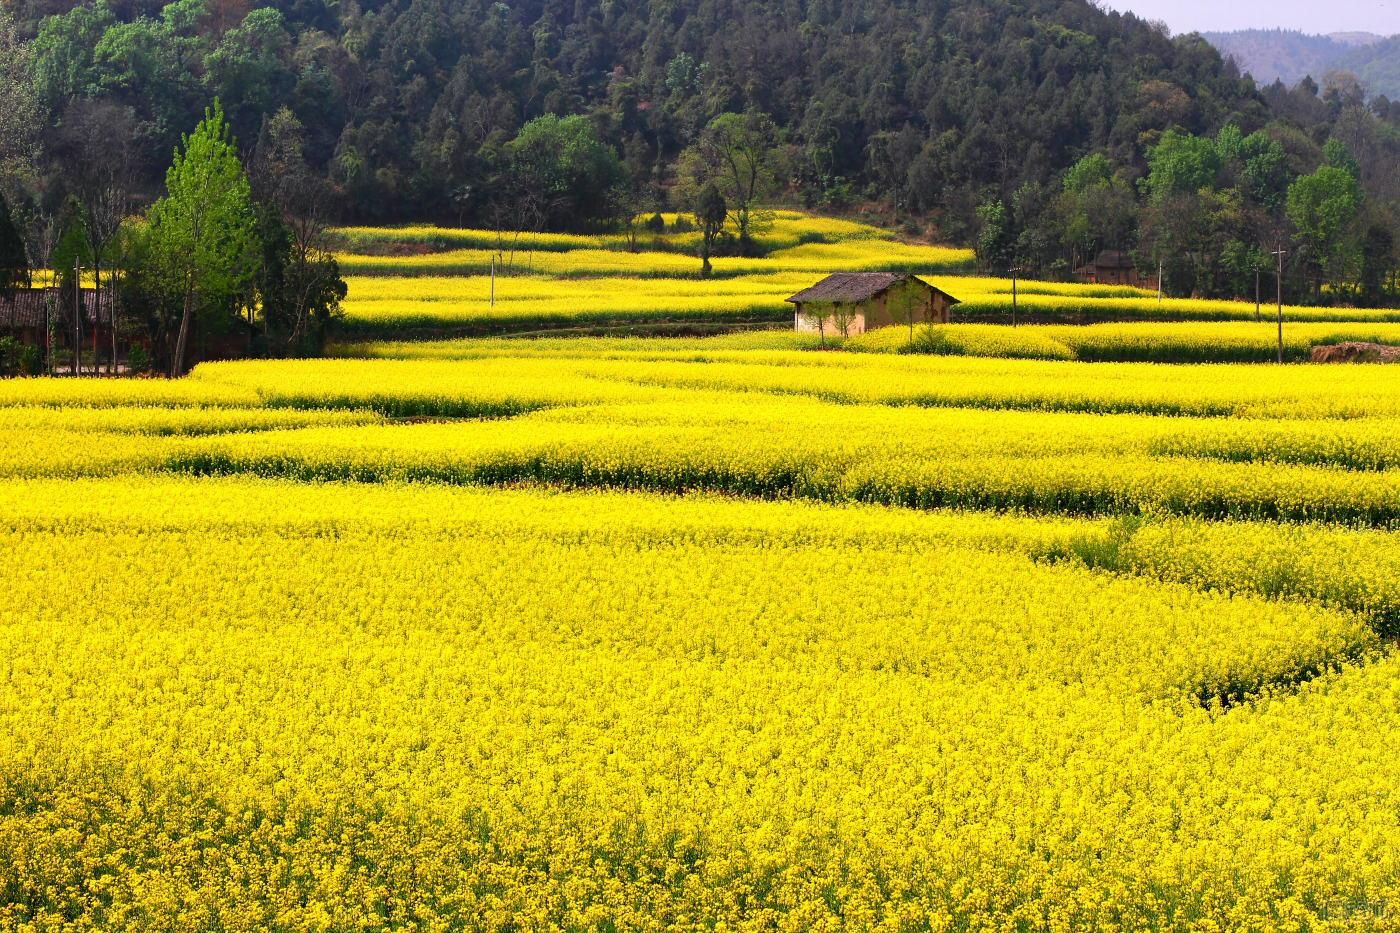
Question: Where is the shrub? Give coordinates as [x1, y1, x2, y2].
[127, 346, 152, 374]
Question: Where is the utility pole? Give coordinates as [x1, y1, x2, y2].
[1157, 259, 1164, 306]
[490, 254, 496, 307]
[73, 257, 81, 376]
[1272, 243, 1288, 364]
[1009, 265, 1022, 327]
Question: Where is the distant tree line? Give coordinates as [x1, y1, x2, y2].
[978, 75, 1400, 303]
[0, 0, 1397, 305]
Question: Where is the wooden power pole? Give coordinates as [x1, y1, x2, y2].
[73, 257, 81, 376]
[1009, 265, 1022, 327]
[1271, 244, 1288, 364]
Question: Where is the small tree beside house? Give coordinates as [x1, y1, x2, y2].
[828, 300, 859, 342]
[887, 282, 923, 348]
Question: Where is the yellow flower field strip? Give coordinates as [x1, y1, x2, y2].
[331, 212, 900, 255]
[0, 374, 257, 409]
[188, 356, 683, 418]
[340, 295, 791, 330]
[0, 478, 1389, 926]
[7, 474, 1400, 636]
[933, 275, 1155, 299]
[9, 380, 1399, 526]
[0, 409, 385, 479]
[336, 241, 975, 278]
[0, 475, 1100, 545]
[556, 352, 1400, 419]
[340, 273, 1155, 308]
[343, 273, 813, 303]
[336, 322, 1400, 366]
[1043, 321, 1400, 363]
[1048, 514, 1400, 636]
[952, 291, 1400, 323]
[333, 331, 824, 360]
[186, 353, 1400, 421]
[848, 323, 1080, 359]
[850, 321, 1400, 362]
[0, 427, 170, 478]
[1148, 417, 1400, 472]
[0, 405, 382, 436]
[150, 396, 1400, 526]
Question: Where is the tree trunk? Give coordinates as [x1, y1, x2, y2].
[91, 260, 103, 375]
[73, 263, 81, 377]
[110, 271, 118, 376]
[172, 287, 194, 377]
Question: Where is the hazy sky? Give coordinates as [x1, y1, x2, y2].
[1101, 0, 1397, 35]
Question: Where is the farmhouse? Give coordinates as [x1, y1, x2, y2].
[1073, 250, 1159, 290]
[786, 273, 960, 336]
[0, 287, 123, 364]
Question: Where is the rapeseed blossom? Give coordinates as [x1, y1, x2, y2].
[4, 338, 1400, 928]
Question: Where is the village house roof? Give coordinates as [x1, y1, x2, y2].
[1080, 250, 1136, 272]
[0, 288, 115, 330]
[786, 272, 960, 305]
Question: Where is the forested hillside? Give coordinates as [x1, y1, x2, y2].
[1338, 37, 1400, 100]
[7, 0, 1264, 234]
[1, 0, 1399, 303]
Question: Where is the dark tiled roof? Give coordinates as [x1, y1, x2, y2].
[1091, 250, 1135, 269]
[0, 289, 115, 330]
[786, 272, 961, 305]
[787, 272, 904, 304]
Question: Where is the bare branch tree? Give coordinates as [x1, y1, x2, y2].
[53, 100, 140, 373]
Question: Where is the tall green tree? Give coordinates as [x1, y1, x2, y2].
[975, 199, 1015, 274]
[1057, 154, 1137, 269]
[678, 112, 780, 255]
[205, 9, 294, 142]
[249, 110, 347, 356]
[0, 193, 27, 297]
[1288, 164, 1362, 299]
[693, 182, 727, 278]
[503, 115, 629, 233]
[30, 0, 114, 111]
[52, 99, 140, 374]
[146, 101, 257, 376]
[1359, 223, 1396, 307]
[251, 205, 345, 356]
[1141, 130, 1223, 204]
[51, 198, 92, 374]
[0, 5, 42, 198]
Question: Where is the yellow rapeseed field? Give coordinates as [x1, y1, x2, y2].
[11, 213, 1400, 926]
[325, 213, 1399, 338]
[3, 471, 1400, 929]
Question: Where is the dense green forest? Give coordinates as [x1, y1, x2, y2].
[1, 0, 1398, 301]
[2, 0, 1270, 227]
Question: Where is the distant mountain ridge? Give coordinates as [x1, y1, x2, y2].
[1329, 32, 1386, 48]
[1205, 29, 1400, 98]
